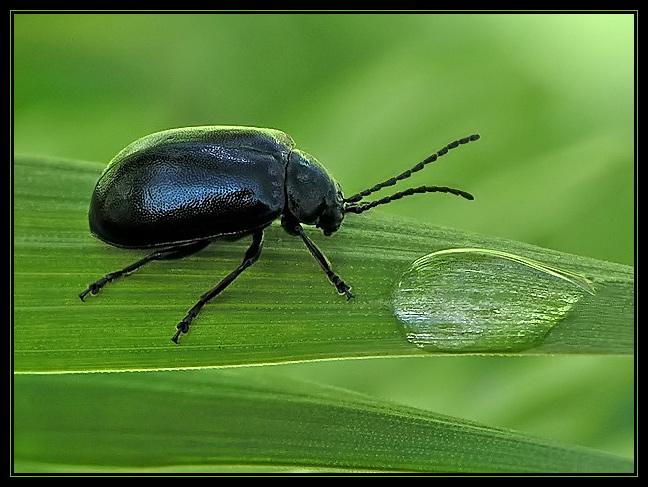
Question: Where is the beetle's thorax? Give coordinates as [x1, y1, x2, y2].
[283, 149, 344, 236]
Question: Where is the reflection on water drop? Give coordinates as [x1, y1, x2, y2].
[393, 248, 595, 352]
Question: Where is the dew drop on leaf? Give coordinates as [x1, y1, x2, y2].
[393, 248, 595, 352]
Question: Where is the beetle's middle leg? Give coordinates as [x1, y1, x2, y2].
[293, 224, 354, 300]
[79, 240, 211, 301]
[172, 230, 264, 344]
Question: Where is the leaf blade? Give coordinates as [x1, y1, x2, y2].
[13, 370, 635, 473]
[13, 156, 635, 373]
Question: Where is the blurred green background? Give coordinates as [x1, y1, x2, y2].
[13, 12, 635, 464]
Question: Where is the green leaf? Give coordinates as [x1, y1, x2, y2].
[13, 155, 634, 373]
[13, 369, 634, 473]
[12, 14, 635, 475]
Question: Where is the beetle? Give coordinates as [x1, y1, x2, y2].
[79, 126, 479, 343]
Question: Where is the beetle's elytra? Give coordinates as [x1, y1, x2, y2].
[79, 126, 480, 343]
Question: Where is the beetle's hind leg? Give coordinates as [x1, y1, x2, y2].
[79, 240, 211, 301]
[172, 230, 264, 344]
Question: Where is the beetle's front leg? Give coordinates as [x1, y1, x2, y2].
[293, 224, 354, 300]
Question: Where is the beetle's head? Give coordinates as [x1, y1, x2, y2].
[284, 133, 480, 237]
[284, 150, 345, 236]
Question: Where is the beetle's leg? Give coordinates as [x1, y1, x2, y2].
[79, 240, 211, 301]
[172, 230, 264, 344]
[293, 224, 354, 300]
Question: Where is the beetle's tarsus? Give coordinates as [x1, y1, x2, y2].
[171, 325, 186, 344]
[172, 313, 194, 344]
[79, 281, 105, 301]
[336, 282, 353, 300]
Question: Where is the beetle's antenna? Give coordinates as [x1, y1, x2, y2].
[344, 185, 473, 214]
[343, 134, 480, 204]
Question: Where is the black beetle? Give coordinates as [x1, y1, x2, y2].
[79, 126, 479, 343]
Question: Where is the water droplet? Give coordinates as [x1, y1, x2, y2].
[393, 248, 595, 352]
